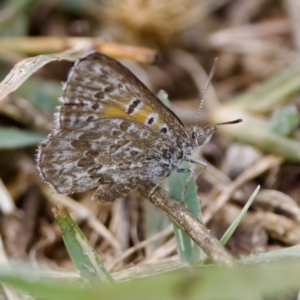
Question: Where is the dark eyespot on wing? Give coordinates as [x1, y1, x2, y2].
[148, 117, 154, 125]
[127, 99, 141, 115]
[160, 127, 168, 133]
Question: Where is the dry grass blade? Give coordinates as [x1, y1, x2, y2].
[0, 50, 81, 102]
[107, 225, 173, 272]
[203, 155, 284, 224]
[0, 37, 158, 64]
[254, 190, 300, 222]
[0, 178, 15, 214]
[43, 187, 122, 256]
[285, 0, 300, 50]
[0, 234, 26, 300]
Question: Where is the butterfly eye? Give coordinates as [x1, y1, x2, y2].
[197, 135, 205, 146]
[191, 131, 197, 140]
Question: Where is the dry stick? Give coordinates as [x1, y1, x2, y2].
[203, 155, 284, 224]
[140, 182, 234, 267]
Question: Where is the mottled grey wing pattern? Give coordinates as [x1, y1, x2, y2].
[37, 51, 194, 202]
[57, 51, 190, 146]
[37, 117, 183, 201]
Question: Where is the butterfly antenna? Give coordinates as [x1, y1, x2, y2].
[195, 58, 219, 127]
[215, 119, 243, 127]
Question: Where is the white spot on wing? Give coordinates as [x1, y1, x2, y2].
[145, 113, 158, 126]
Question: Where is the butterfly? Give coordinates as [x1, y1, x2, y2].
[36, 51, 241, 202]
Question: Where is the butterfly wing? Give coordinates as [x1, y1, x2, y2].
[37, 117, 182, 199]
[57, 51, 190, 145]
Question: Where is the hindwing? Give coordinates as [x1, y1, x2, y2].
[37, 118, 182, 195]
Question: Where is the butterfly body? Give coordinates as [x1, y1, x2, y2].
[37, 51, 222, 202]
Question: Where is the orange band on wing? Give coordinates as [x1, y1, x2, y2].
[99, 102, 164, 130]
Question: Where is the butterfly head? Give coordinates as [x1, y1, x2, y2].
[188, 119, 242, 150]
[188, 124, 217, 149]
[188, 58, 242, 149]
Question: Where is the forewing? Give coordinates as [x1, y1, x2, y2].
[37, 118, 177, 195]
[58, 51, 189, 143]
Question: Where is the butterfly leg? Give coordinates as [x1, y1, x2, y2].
[92, 183, 134, 202]
[186, 158, 207, 168]
[149, 170, 171, 197]
[181, 160, 207, 203]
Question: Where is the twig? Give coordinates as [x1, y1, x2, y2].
[139, 182, 234, 267]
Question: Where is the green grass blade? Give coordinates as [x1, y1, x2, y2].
[0, 127, 46, 149]
[240, 245, 300, 264]
[53, 205, 115, 285]
[1, 259, 300, 299]
[169, 162, 203, 265]
[227, 60, 300, 113]
[220, 185, 260, 246]
[16, 77, 61, 114]
[157, 90, 204, 265]
[269, 105, 300, 137]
